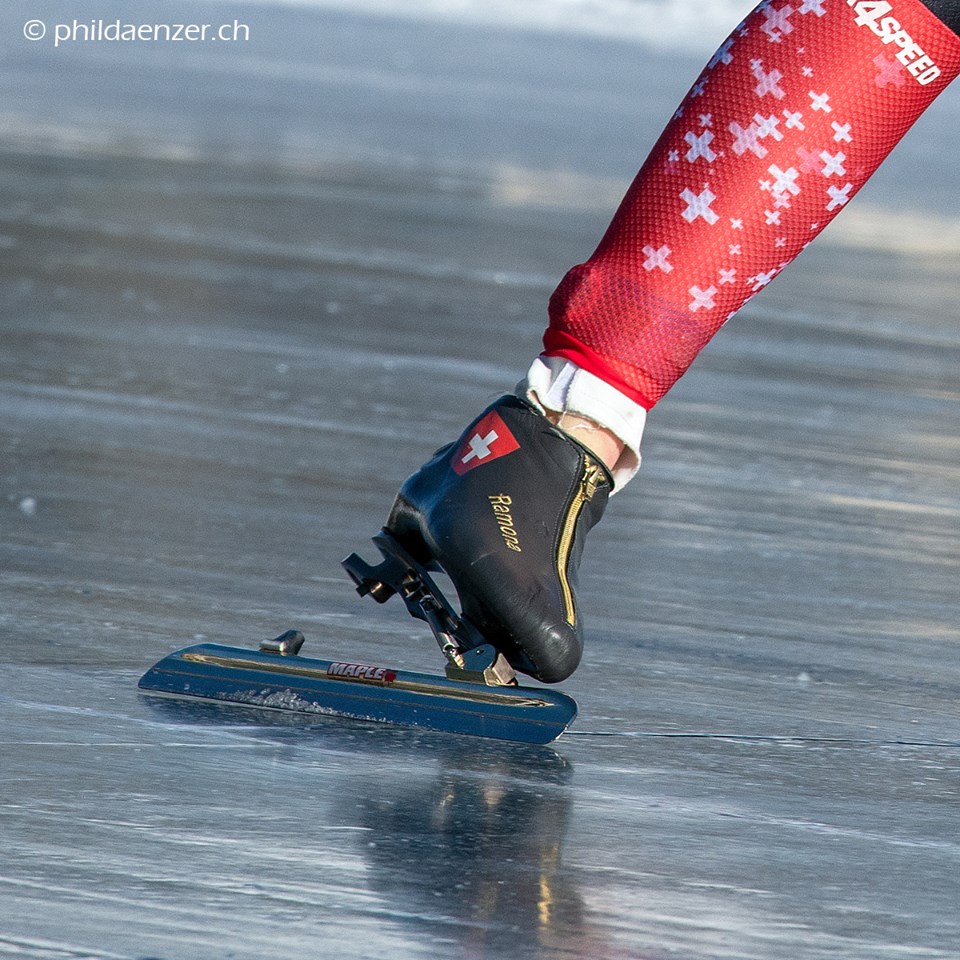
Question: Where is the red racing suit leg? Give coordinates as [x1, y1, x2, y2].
[544, 0, 960, 412]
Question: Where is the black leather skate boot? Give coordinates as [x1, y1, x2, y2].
[385, 395, 612, 683]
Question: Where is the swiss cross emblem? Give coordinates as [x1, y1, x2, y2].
[451, 410, 520, 475]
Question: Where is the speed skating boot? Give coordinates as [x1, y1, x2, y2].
[386, 395, 612, 683]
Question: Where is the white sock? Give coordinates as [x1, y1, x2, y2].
[517, 355, 646, 490]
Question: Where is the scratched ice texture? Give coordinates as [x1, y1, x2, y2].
[1, 1, 959, 958]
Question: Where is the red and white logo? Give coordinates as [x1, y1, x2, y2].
[451, 410, 520, 476]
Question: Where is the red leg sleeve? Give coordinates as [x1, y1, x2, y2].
[545, 0, 960, 409]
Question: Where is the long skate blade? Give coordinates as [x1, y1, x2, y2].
[138, 642, 577, 745]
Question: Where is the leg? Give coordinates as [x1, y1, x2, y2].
[534, 0, 960, 485]
[379, 0, 960, 682]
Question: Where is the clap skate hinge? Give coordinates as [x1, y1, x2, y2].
[341, 530, 516, 685]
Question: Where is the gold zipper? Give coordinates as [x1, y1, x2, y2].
[556, 456, 604, 627]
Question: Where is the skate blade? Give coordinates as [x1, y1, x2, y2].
[138, 637, 575, 745]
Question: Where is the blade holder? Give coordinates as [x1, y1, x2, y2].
[342, 530, 490, 674]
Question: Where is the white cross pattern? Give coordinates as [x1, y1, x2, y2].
[819, 150, 846, 178]
[753, 113, 784, 143]
[643, 244, 674, 273]
[685, 130, 717, 164]
[689, 285, 718, 312]
[809, 90, 832, 113]
[719, 268, 738, 285]
[681, 186, 720, 225]
[826, 183, 853, 211]
[730, 111, 783, 158]
[749, 270, 777, 292]
[783, 109, 805, 131]
[461, 430, 499, 466]
[752, 61, 787, 99]
[762, 164, 801, 200]
[832, 121, 853, 143]
[708, 37, 736, 70]
[798, 0, 826, 14]
[761, 3, 796, 43]
[730, 121, 768, 159]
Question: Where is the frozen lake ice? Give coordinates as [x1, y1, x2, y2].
[2, 2, 960, 957]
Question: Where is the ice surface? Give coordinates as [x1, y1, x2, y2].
[2, 3, 959, 958]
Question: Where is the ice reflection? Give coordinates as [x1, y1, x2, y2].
[145, 696, 601, 956]
[343, 741, 584, 955]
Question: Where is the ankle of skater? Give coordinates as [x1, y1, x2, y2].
[518, 356, 646, 487]
[544, 410, 624, 473]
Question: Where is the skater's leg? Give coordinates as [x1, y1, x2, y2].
[534, 0, 960, 479]
[381, 0, 960, 682]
